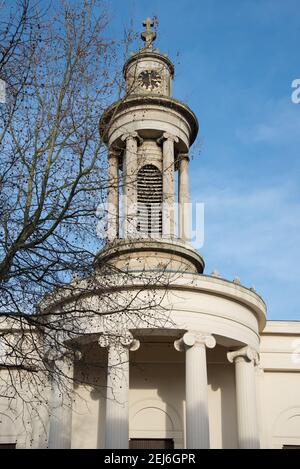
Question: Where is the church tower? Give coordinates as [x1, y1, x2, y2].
[98, 18, 204, 274]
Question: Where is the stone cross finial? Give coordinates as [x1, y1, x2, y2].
[141, 18, 157, 49]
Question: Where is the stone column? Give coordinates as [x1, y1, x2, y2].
[178, 153, 190, 241]
[158, 132, 179, 238]
[48, 351, 80, 449]
[107, 148, 119, 241]
[175, 331, 216, 449]
[121, 132, 140, 238]
[99, 333, 140, 449]
[227, 346, 260, 449]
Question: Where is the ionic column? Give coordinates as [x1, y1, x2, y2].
[178, 153, 190, 241]
[175, 331, 216, 449]
[227, 346, 260, 449]
[107, 148, 119, 241]
[158, 132, 179, 238]
[121, 132, 140, 238]
[48, 350, 81, 449]
[99, 333, 140, 449]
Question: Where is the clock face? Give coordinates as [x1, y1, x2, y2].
[138, 70, 162, 90]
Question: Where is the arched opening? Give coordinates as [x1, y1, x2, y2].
[137, 164, 162, 236]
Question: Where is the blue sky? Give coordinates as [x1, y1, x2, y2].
[107, 0, 300, 320]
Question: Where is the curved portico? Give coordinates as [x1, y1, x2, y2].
[44, 266, 266, 449]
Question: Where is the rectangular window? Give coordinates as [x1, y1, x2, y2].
[0, 443, 16, 449]
[129, 439, 174, 449]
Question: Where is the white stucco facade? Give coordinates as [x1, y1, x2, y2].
[0, 19, 299, 450]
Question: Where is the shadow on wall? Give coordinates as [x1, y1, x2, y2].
[69, 339, 239, 448]
[130, 340, 239, 449]
[72, 342, 108, 449]
[209, 346, 238, 449]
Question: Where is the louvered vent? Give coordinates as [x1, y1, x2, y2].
[137, 164, 162, 236]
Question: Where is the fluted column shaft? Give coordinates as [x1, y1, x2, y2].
[48, 354, 74, 449]
[99, 334, 140, 449]
[175, 332, 216, 449]
[106, 343, 129, 449]
[122, 133, 138, 238]
[107, 148, 119, 241]
[186, 342, 208, 448]
[160, 132, 178, 238]
[228, 346, 260, 449]
[178, 154, 190, 241]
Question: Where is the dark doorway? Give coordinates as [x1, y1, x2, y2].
[0, 443, 16, 449]
[282, 445, 300, 449]
[129, 438, 174, 449]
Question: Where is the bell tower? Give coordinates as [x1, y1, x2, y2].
[97, 19, 204, 274]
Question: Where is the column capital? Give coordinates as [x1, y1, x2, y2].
[174, 331, 216, 352]
[157, 132, 179, 145]
[178, 152, 190, 162]
[227, 346, 259, 366]
[121, 132, 143, 146]
[98, 332, 140, 352]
